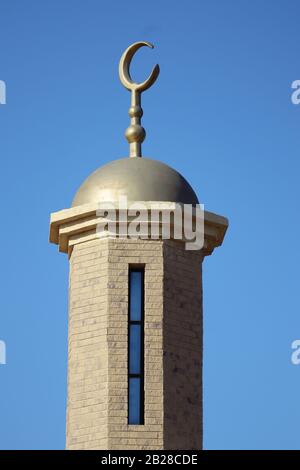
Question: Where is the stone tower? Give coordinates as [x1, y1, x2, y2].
[49, 42, 228, 450]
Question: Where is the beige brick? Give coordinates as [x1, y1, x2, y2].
[66, 237, 202, 450]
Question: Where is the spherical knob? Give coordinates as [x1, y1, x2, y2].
[125, 124, 146, 144]
[128, 106, 143, 118]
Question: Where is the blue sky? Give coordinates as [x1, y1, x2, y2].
[0, 0, 300, 450]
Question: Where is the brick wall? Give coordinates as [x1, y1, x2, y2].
[163, 240, 203, 449]
[67, 238, 109, 449]
[66, 237, 202, 450]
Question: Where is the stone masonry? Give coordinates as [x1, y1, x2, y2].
[49, 202, 228, 450]
[66, 237, 202, 450]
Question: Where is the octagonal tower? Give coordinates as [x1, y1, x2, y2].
[49, 42, 228, 450]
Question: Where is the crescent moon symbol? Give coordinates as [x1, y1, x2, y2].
[119, 41, 160, 92]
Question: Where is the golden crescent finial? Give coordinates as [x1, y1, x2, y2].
[119, 41, 160, 92]
[119, 41, 160, 158]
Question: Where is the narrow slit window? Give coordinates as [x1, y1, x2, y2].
[128, 268, 144, 425]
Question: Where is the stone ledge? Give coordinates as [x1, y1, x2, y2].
[49, 201, 228, 257]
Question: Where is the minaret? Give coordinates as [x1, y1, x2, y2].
[49, 42, 228, 450]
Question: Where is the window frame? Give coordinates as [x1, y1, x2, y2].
[128, 266, 145, 425]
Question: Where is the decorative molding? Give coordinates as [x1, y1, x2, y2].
[49, 202, 228, 257]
